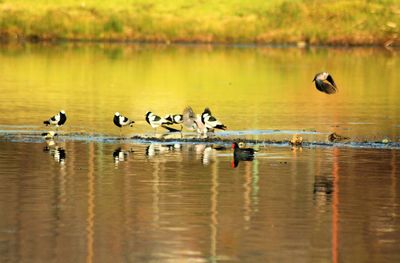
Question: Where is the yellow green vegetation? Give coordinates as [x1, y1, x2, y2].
[0, 0, 399, 46]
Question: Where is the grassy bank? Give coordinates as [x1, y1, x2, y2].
[0, 0, 399, 46]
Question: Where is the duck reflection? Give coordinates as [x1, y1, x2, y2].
[43, 140, 66, 165]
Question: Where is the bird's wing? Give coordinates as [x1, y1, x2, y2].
[208, 115, 217, 122]
[322, 81, 338, 94]
[326, 74, 337, 88]
[152, 115, 161, 122]
[182, 106, 196, 129]
[51, 114, 60, 122]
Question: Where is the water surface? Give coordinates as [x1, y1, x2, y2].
[0, 141, 399, 262]
[0, 44, 400, 262]
[0, 44, 399, 142]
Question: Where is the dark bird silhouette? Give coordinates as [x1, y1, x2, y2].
[43, 110, 67, 129]
[232, 142, 255, 168]
[313, 72, 338, 94]
[201, 107, 227, 131]
[113, 112, 135, 136]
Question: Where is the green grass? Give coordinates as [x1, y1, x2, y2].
[0, 0, 399, 45]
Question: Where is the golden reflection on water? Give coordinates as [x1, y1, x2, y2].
[332, 148, 340, 263]
[0, 44, 399, 141]
[86, 144, 95, 263]
[0, 141, 399, 262]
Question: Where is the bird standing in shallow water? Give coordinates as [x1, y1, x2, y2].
[145, 111, 173, 133]
[313, 72, 338, 94]
[43, 110, 67, 130]
[41, 131, 58, 140]
[201, 107, 227, 132]
[165, 114, 183, 124]
[232, 142, 255, 168]
[113, 112, 135, 137]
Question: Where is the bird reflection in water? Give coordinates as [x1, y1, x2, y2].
[232, 142, 255, 168]
[43, 139, 66, 165]
[201, 144, 227, 166]
[113, 147, 134, 165]
[145, 143, 181, 158]
[313, 176, 334, 203]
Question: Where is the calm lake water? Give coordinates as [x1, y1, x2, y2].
[0, 44, 400, 262]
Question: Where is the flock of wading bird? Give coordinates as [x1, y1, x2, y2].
[41, 72, 341, 166]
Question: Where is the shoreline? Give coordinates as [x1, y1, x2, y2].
[1, 132, 399, 150]
[1, 38, 399, 49]
[1, 1, 399, 48]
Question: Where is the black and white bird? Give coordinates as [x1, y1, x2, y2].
[43, 110, 67, 129]
[145, 111, 172, 132]
[201, 107, 227, 131]
[165, 114, 183, 124]
[313, 72, 338, 94]
[113, 112, 135, 136]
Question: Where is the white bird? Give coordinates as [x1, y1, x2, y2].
[43, 110, 67, 130]
[145, 111, 172, 132]
[201, 107, 227, 131]
[113, 112, 135, 136]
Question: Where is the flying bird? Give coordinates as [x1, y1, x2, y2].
[113, 112, 135, 136]
[145, 111, 173, 132]
[43, 110, 67, 129]
[201, 107, 227, 131]
[313, 72, 338, 94]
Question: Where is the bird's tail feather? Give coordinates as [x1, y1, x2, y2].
[161, 124, 181, 132]
[215, 124, 227, 130]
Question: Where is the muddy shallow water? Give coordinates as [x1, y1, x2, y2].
[0, 44, 400, 262]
